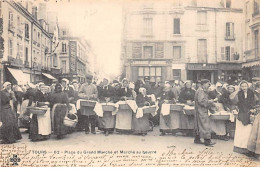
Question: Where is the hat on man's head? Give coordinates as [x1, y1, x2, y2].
[112, 80, 119, 84]
[144, 76, 150, 81]
[201, 79, 210, 85]
[86, 74, 93, 80]
[252, 77, 260, 82]
[72, 80, 78, 84]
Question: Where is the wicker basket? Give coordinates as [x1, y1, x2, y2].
[27, 107, 48, 115]
[80, 100, 96, 107]
[37, 102, 50, 107]
[210, 114, 230, 120]
[102, 105, 116, 112]
[64, 114, 78, 128]
[170, 104, 184, 111]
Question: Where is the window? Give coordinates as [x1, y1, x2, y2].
[255, 30, 259, 58]
[53, 53, 58, 67]
[197, 11, 207, 25]
[143, 46, 153, 58]
[138, 67, 162, 81]
[63, 31, 66, 36]
[25, 47, 28, 61]
[33, 29, 37, 41]
[197, 39, 207, 63]
[226, 0, 231, 8]
[246, 33, 250, 50]
[62, 60, 66, 73]
[17, 43, 23, 59]
[173, 69, 181, 80]
[221, 46, 234, 61]
[173, 46, 181, 59]
[226, 22, 234, 39]
[25, 23, 29, 39]
[173, 18, 180, 34]
[254, 0, 259, 16]
[38, 32, 40, 42]
[62, 43, 67, 53]
[8, 40, 13, 57]
[225, 46, 230, 61]
[8, 11, 14, 29]
[143, 17, 153, 35]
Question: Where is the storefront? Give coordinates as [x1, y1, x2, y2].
[242, 60, 260, 82]
[218, 63, 242, 84]
[126, 59, 172, 82]
[186, 63, 218, 83]
[42, 73, 56, 85]
[6, 67, 30, 85]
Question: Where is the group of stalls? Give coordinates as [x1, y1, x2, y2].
[25, 99, 234, 137]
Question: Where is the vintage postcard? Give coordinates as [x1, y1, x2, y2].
[0, 0, 260, 167]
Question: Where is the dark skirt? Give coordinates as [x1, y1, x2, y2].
[1, 106, 22, 143]
[98, 111, 115, 131]
[53, 104, 68, 136]
[132, 113, 150, 134]
[29, 114, 50, 141]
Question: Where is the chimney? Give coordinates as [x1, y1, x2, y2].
[32, 6, 37, 20]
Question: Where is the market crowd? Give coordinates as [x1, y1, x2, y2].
[0, 75, 260, 160]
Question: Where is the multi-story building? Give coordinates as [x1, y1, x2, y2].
[0, 0, 57, 85]
[58, 26, 89, 83]
[122, 0, 244, 83]
[243, 0, 260, 80]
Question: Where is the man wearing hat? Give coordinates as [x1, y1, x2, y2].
[144, 76, 152, 95]
[194, 79, 216, 146]
[78, 74, 98, 134]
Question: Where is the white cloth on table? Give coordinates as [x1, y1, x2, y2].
[94, 102, 103, 117]
[234, 119, 252, 149]
[76, 99, 83, 110]
[37, 108, 51, 135]
[126, 100, 138, 113]
[136, 107, 144, 118]
[101, 102, 118, 116]
[161, 104, 171, 116]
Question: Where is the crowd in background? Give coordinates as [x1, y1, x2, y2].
[0, 75, 260, 159]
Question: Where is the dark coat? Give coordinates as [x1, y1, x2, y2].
[0, 89, 22, 143]
[98, 85, 114, 102]
[136, 94, 150, 107]
[194, 87, 213, 139]
[237, 89, 255, 125]
[178, 88, 195, 103]
[49, 92, 69, 109]
[118, 87, 133, 98]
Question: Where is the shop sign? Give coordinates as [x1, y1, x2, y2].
[187, 63, 218, 70]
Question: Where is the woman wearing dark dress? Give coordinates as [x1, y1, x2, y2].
[234, 80, 256, 155]
[50, 83, 70, 139]
[178, 80, 195, 105]
[0, 82, 22, 144]
[132, 87, 152, 136]
[29, 83, 50, 141]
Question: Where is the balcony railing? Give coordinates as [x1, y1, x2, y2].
[8, 56, 23, 67]
[225, 35, 235, 41]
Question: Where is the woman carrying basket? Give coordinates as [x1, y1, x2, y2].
[50, 83, 71, 139]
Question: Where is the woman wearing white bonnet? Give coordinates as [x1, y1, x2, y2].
[0, 82, 22, 144]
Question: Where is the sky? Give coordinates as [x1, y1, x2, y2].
[46, 0, 123, 79]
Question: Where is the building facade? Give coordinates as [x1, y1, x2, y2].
[0, 0, 59, 86]
[122, 0, 244, 83]
[243, 0, 260, 80]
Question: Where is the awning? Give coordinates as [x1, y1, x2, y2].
[242, 60, 260, 68]
[42, 73, 56, 80]
[7, 67, 30, 84]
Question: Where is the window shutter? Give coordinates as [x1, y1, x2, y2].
[231, 23, 234, 38]
[231, 47, 234, 60]
[221, 47, 225, 60]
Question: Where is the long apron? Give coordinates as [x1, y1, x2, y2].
[233, 119, 252, 154]
[247, 114, 260, 154]
[116, 105, 133, 132]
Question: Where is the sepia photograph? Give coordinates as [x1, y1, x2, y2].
[0, 0, 260, 167]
